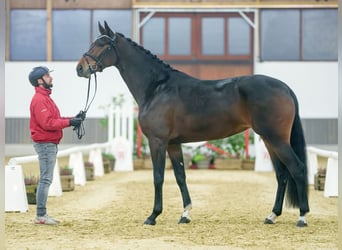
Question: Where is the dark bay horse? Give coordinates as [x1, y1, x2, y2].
[76, 21, 309, 227]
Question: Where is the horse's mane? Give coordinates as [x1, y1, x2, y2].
[116, 32, 179, 102]
[116, 32, 175, 74]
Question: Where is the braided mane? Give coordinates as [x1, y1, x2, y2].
[116, 32, 175, 72]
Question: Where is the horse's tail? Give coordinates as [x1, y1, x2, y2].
[286, 89, 308, 208]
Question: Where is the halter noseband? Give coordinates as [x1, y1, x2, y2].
[83, 34, 118, 74]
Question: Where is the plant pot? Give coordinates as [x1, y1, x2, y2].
[85, 165, 95, 181]
[143, 158, 153, 169]
[214, 158, 242, 170]
[60, 175, 75, 191]
[25, 184, 37, 204]
[133, 158, 144, 170]
[242, 159, 255, 170]
[196, 159, 210, 169]
[103, 160, 111, 174]
[109, 159, 115, 171]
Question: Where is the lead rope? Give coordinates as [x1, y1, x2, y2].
[73, 72, 98, 139]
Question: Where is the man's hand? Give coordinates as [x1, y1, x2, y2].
[75, 111, 86, 120]
[70, 117, 83, 127]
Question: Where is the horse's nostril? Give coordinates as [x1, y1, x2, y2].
[76, 64, 83, 75]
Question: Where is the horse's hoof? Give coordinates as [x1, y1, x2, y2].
[144, 218, 156, 225]
[296, 220, 308, 227]
[264, 218, 275, 224]
[178, 216, 191, 224]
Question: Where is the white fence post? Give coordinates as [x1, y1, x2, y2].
[48, 158, 63, 197]
[307, 146, 338, 197]
[88, 148, 104, 176]
[107, 102, 134, 171]
[324, 157, 338, 197]
[307, 150, 318, 185]
[69, 151, 86, 186]
[254, 133, 273, 172]
[5, 165, 28, 212]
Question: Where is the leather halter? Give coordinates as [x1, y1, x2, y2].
[82, 34, 118, 74]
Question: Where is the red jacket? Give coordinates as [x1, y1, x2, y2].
[30, 87, 71, 144]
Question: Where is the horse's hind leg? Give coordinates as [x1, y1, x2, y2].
[264, 149, 289, 224]
[265, 140, 309, 226]
[167, 143, 192, 224]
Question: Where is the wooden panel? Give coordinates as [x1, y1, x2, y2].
[133, 0, 337, 8]
[9, 0, 132, 9]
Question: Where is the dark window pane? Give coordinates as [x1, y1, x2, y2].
[202, 17, 224, 55]
[52, 10, 91, 60]
[169, 17, 191, 55]
[142, 17, 165, 55]
[92, 10, 132, 40]
[261, 10, 300, 61]
[10, 10, 46, 60]
[228, 17, 250, 55]
[302, 9, 337, 60]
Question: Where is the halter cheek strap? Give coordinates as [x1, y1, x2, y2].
[82, 34, 119, 74]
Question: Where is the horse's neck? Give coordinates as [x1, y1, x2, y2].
[115, 40, 163, 106]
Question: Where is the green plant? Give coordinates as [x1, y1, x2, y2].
[209, 130, 254, 159]
[102, 152, 115, 161]
[24, 175, 39, 185]
[60, 166, 73, 176]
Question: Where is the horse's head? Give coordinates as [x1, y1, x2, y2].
[76, 21, 118, 78]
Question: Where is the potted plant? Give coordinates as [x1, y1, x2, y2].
[60, 166, 75, 191]
[208, 131, 255, 170]
[84, 161, 95, 181]
[24, 175, 39, 204]
[183, 144, 212, 170]
[102, 152, 115, 173]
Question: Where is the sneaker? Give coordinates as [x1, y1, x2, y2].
[34, 214, 59, 225]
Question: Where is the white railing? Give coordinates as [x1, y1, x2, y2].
[6, 103, 135, 213]
[307, 146, 338, 197]
[5, 142, 112, 213]
[8, 142, 111, 166]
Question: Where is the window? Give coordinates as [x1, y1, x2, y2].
[9, 9, 133, 61]
[142, 17, 165, 55]
[261, 9, 337, 61]
[302, 9, 337, 60]
[169, 17, 191, 55]
[52, 10, 91, 61]
[202, 17, 225, 55]
[10, 10, 47, 61]
[92, 10, 132, 39]
[141, 13, 253, 61]
[261, 10, 300, 60]
[228, 17, 251, 55]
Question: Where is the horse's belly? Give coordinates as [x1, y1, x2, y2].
[176, 115, 246, 142]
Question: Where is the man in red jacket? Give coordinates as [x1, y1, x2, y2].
[29, 66, 84, 225]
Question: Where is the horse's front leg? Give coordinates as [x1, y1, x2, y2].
[167, 144, 192, 224]
[144, 138, 167, 225]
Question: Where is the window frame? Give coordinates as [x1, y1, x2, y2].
[140, 12, 254, 62]
[260, 8, 337, 62]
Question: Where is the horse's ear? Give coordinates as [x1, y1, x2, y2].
[104, 21, 115, 38]
[98, 22, 106, 35]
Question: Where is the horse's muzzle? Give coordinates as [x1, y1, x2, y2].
[76, 63, 89, 78]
